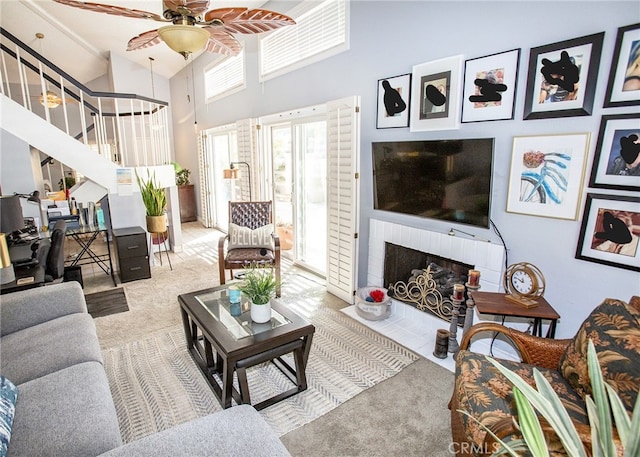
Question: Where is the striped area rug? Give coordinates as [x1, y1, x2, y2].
[102, 306, 418, 443]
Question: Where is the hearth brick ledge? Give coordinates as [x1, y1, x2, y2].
[367, 219, 505, 293]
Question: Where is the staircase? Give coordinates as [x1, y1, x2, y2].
[1, 27, 183, 252]
[0, 27, 174, 192]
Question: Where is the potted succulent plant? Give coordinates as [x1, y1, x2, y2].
[136, 170, 167, 233]
[237, 264, 279, 323]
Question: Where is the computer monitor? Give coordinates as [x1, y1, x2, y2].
[0, 196, 25, 242]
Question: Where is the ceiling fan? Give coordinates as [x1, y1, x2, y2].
[52, 0, 296, 60]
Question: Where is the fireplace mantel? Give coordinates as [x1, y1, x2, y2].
[367, 219, 505, 293]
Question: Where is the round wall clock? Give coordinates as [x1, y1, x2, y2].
[503, 262, 545, 308]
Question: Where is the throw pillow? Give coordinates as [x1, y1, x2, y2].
[228, 223, 275, 251]
[558, 297, 640, 415]
[0, 376, 18, 457]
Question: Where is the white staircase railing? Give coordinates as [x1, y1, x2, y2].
[0, 27, 171, 169]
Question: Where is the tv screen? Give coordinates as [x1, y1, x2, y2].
[372, 138, 494, 228]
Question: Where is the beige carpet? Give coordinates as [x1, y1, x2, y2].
[93, 258, 425, 443]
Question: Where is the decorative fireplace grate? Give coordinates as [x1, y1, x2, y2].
[388, 266, 458, 322]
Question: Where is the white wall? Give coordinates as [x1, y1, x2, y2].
[170, 1, 640, 338]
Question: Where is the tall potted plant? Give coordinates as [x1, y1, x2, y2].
[136, 170, 167, 233]
[237, 264, 279, 323]
[173, 162, 197, 222]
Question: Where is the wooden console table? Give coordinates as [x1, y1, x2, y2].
[469, 291, 560, 338]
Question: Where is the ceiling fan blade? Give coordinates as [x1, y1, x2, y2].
[213, 8, 296, 35]
[53, 0, 166, 22]
[203, 7, 248, 24]
[164, 0, 211, 16]
[202, 29, 242, 56]
[127, 30, 162, 51]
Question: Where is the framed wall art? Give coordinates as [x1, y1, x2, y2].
[604, 23, 640, 108]
[461, 48, 520, 123]
[523, 32, 604, 120]
[588, 113, 640, 191]
[575, 193, 640, 272]
[376, 73, 411, 129]
[410, 55, 463, 132]
[506, 133, 590, 220]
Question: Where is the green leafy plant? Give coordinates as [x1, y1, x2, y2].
[237, 264, 279, 305]
[135, 170, 167, 217]
[176, 168, 191, 186]
[58, 176, 76, 190]
[460, 340, 640, 457]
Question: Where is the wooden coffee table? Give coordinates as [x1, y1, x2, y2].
[178, 285, 315, 410]
[469, 291, 560, 338]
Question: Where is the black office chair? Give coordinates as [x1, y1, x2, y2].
[43, 220, 67, 283]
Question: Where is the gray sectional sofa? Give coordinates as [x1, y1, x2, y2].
[0, 282, 291, 457]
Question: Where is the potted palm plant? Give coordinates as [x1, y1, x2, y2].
[237, 264, 279, 323]
[136, 170, 167, 233]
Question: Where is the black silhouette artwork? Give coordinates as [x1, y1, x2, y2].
[541, 51, 579, 92]
[593, 210, 638, 257]
[469, 78, 508, 103]
[381, 80, 407, 117]
[620, 134, 640, 165]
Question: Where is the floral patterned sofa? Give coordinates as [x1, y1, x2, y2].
[449, 296, 640, 456]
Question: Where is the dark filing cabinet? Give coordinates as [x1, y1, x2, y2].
[113, 227, 151, 283]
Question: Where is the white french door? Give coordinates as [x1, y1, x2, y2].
[266, 116, 327, 275]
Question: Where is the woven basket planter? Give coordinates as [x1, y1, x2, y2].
[355, 287, 391, 321]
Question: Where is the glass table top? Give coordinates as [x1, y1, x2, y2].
[195, 288, 291, 340]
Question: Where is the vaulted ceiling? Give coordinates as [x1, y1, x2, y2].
[0, 0, 267, 84]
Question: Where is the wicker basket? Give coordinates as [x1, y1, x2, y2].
[355, 287, 391, 321]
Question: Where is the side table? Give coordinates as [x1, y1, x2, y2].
[469, 291, 560, 338]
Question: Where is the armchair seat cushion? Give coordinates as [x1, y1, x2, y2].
[454, 351, 588, 451]
[225, 248, 275, 265]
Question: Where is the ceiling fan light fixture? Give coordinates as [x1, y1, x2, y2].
[158, 25, 209, 59]
[39, 90, 61, 109]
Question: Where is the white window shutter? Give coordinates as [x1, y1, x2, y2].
[197, 131, 214, 227]
[235, 118, 257, 201]
[326, 96, 360, 304]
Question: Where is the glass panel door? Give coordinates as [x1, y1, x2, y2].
[205, 130, 238, 231]
[268, 119, 327, 276]
[294, 120, 326, 274]
[271, 125, 294, 253]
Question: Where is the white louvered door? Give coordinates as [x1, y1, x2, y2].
[326, 96, 361, 304]
[236, 118, 258, 201]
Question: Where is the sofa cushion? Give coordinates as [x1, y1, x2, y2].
[455, 350, 587, 451]
[0, 313, 103, 385]
[0, 376, 18, 457]
[558, 297, 640, 414]
[228, 223, 275, 251]
[98, 405, 290, 457]
[9, 362, 122, 457]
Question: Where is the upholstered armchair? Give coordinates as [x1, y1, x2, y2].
[449, 296, 640, 456]
[217, 201, 281, 297]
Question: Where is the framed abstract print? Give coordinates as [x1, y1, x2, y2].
[376, 73, 411, 129]
[410, 55, 463, 132]
[575, 193, 640, 272]
[523, 32, 604, 119]
[604, 23, 640, 108]
[461, 49, 520, 123]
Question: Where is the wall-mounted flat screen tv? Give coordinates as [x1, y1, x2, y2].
[372, 138, 494, 228]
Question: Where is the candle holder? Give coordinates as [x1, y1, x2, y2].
[462, 282, 481, 338]
[433, 329, 450, 359]
[448, 292, 464, 353]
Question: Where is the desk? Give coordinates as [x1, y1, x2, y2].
[0, 265, 45, 295]
[65, 225, 117, 286]
[470, 291, 560, 338]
